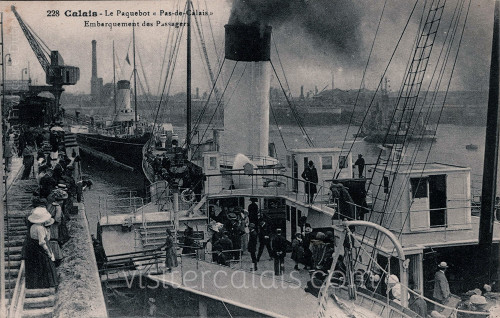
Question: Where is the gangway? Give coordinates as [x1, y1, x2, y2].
[147, 256, 318, 318]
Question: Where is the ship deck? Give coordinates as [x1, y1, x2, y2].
[147, 256, 319, 318]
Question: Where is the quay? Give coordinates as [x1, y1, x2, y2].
[2, 149, 107, 317]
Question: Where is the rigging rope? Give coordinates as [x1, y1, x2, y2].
[336, 0, 389, 173]
[389, 0, 471, 244]
[156, 0, 181, 96]
[189, 57, 226, 139]
[369, 0, 447, 218]
[270, 60, 315, 147]
[152, 5, 188, 133]
[189, 59, 238, 156]
[384, 0, 467, 238]
[270, 101, 288, 151]
[333, 0, 421, 179]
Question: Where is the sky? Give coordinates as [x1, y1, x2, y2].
[1, 0, 495, 96]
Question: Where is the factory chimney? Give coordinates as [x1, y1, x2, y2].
[220, 24, 272, 158]
[91, 40, 103, 102]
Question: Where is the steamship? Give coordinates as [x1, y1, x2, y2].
[75, 79, 151, 172]
[75, 39, 151, 173]
[96, 1, 500, 317]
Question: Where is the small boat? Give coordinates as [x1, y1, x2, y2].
[466, 144, 478, 150]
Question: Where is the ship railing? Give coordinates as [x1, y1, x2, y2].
[204, 171, 333, 207]
[145, 181, 205, 211]
[336, 201, 478, 241]
[218, 153, 279, 167]
[332, 283, 491, 318]
[99, 248, 165, 280]
[98, 194, 144, 224]
[470, 184, 500, 219]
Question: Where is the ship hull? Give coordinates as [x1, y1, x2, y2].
[363, 133, 436, 143]
[76, 132, 151, 171]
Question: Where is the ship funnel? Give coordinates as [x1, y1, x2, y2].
[220, 24, 272, 158]
[115, 80, 135, 122]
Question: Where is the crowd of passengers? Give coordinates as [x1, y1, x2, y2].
[13, 124, 82, 289]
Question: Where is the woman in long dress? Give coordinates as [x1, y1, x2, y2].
[46, 189, 68, 265]
[160, 229, 178, 272]
[24, 207, 58, 289]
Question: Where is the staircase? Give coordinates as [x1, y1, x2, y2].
[22, 288, 56, 318]
[139, 221, 175, 248]
[3, 216, 57, 318]
[4, 217, 27, 304]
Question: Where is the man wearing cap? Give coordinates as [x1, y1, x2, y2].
[257, 219, 273, 262]
[271, 228, 287, 275]
[301, 160, 318, 204]
[433, 262, 451, 310]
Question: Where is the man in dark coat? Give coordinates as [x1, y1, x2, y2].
[433, 261, 451, 310]
[271, 228, 287, 275]
[354, 154, 365, 178]
[218, 232, 233, 263]
[248, 223, 258, 271]
[39, 167, 57, 198]
[21, 143, 35, 180]
[301, 160, 318, 204]
[257, 219, 273, 262]
[248, 198, 259, 227]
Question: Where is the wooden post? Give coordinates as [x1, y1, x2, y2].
[479, 0, 500, 283]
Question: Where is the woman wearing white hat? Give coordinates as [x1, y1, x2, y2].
[24, 207, 58, 289]
[386, 274, 410, 305]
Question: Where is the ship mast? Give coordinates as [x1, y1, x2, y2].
[186, 0, 192, 159]
[478, 0, 500, 282]
[133, 23, 138, 124]
[113, 41, 117, 114]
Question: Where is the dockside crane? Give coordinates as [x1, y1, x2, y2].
[11, 5, 79, 121]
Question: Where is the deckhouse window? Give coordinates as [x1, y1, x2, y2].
[209, 156, 217, 170]
[339, 156, 347, 168]
[322, 156, 333, 170]
[410, 178, 428, 199]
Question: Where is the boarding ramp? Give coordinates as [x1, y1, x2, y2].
[148, 253, 318, 318]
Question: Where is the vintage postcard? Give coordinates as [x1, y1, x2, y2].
[1, 1, 499, 317]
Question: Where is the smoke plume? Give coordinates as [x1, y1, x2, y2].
[228, 0, 364, 62]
